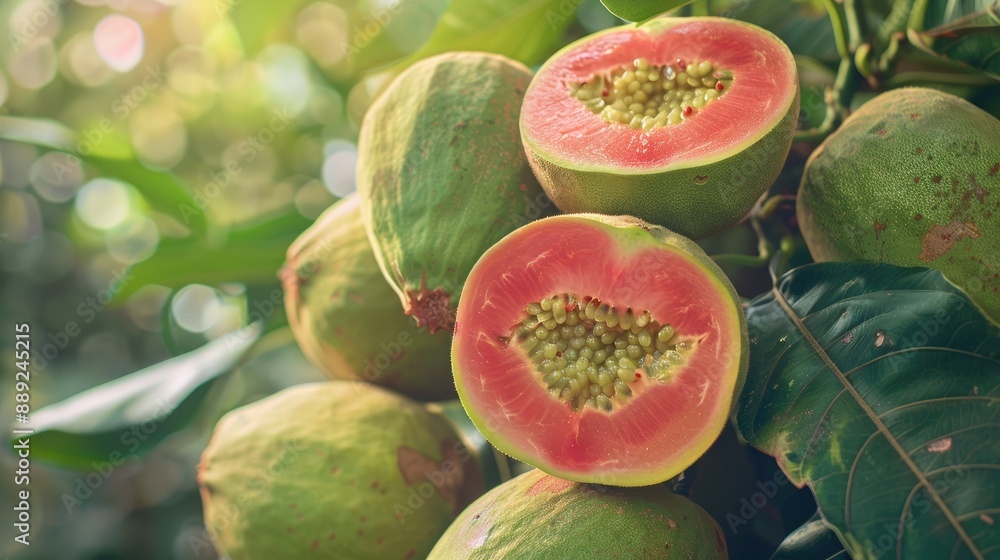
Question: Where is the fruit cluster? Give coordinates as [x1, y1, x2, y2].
[197, 12, 1000, 560]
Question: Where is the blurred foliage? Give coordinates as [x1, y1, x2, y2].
[0, 0, 998, 558]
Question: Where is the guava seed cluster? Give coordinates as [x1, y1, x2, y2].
[570, 58, 733, 131]
[512, 294, 691, 412]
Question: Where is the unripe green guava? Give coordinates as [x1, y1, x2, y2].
[198, 382, 484, 559]
[429, 469, 727, 559]
[798, 87, 1000, 322]
[357, 51, 550, 334]
[282, 195, 454, 401]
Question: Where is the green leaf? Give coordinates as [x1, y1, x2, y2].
[737, 263, 1000, 560]
[228, 0, 307, 54]
[117, 211, 311, 300]
[600, 0, 693, 21]
[398, 0, 581, 70]
[771, 516, 850, 560]
[0, 116, 209, 237]
[908, 0, 1000, 79]
[14, 324, 263, 469]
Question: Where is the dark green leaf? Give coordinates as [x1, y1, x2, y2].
[771, 515, 850, 560]
[599, 0, 693, 21]
[398, 0, 581, 70]
[908, 0, 1000, 79]
[0, 116, 208, 236]
[737, 263, 1000, 560]
[15, 324, 263, 469]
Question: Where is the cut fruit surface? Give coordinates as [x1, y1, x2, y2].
[452, 214, 748, 486]
[520, 17, 799, 239]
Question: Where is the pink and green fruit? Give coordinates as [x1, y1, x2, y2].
[198, 382, 484, 560]
[428, 469, 728, 559]
[357, 51, 549, 334]
[519, 17, 799, 239]
[452, 214, 748, 487]
[798, 87, 1000, 322]
[282, 195, 454, 401]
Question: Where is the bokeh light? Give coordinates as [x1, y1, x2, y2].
[94, 14, 145, 72]
[30, 152, 86, 203]
[75, 178, 132, 230]
[106, 215, 160, 263]
[171, 283, 222, 333]
[294, 2, 350, 68]
[8, 36, 58, 89]
[258, 44, 311, 115]
[321, 144, 357, 198]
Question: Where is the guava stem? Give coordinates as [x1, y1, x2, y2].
[793, 57, 856, 144]
[710, 215, 773, 268]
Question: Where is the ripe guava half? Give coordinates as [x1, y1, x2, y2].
[428, 469, 728, 559]
[520, 17, 799, 239]
[451, 214, 748, 487]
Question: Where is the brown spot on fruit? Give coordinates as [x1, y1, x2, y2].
[932, 176, 942, 184]
[926, 437, 952, 453]
[526, 475, 575, 496]
[914, 177, 920, 183]
[920, 221, 980, 261]
[969, 175, 988, 203]
[915, 148, 922, 154]
[874, 218, 887, 239]
[694, 174, 708, 185]
[915, 214, 923, 221]
[991, 163, 1000, 177]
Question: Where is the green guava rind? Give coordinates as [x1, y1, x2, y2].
[520, 17, 800, 239]
[357, 51, 549, 333]
[428, 469, 728, 559]
[198, 382, 484, 560]
[797, 87, 1000, 323]
[451, 214, 749, 487]
[281, 195, 454, 401]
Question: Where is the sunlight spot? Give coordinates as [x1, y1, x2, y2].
[94, 14, 145, 72]
[172, 284, 221, 333]
[75, 179, 130, 230]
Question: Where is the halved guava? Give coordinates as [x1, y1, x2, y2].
[520, 17, 799, 239]
[452, 214, 748, 487]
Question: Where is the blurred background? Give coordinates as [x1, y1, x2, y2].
[0, 0, 997, 558]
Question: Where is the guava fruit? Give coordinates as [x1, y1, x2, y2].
[428, 469, 728, 559]
[519, 17, 800, 239]
[357, 51, 550, 334]
[797, 87, 1000, 322]
[198, 382, 484, 560]
[451, 214, 748, 487]
[281, 195, 454, 401]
